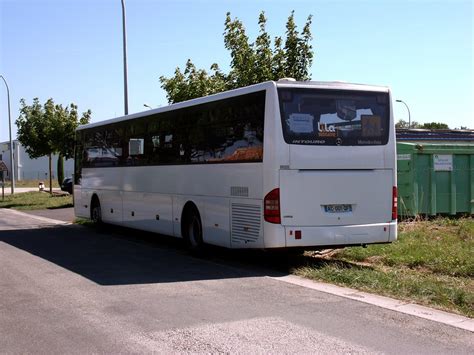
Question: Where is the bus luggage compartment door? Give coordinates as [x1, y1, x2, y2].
[279, 169, 393, 227]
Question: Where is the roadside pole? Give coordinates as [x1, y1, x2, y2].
[0, 160, 8, 200]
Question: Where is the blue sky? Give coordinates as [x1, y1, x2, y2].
[0, 0, 472, 142]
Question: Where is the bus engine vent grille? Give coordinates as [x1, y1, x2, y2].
[231, 203, 261, 244]
[231, 186, 249, 197]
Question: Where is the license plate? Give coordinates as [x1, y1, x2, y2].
[324, 204, 352, 213]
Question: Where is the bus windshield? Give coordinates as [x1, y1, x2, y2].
[278, 88, 390, 146]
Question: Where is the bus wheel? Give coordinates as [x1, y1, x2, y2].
[184, 208, 203, 250]
[91, 197, 102, 224]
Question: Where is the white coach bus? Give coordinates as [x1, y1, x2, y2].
[74, 80, 397, 249]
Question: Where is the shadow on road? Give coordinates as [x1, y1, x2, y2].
[0, 223, 290, 285]
[0, 218, 364, 286]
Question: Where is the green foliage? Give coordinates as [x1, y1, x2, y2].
[296, 264, 473, 317]
[224, 12, 257, 88]
[293, 218, 474, 317]
[395, 119, 421, 129]
[255, 12, 273, 83]
[159, 60, 227, 103]
[16, 98, 52, 159]
[395, 119, 407, 128]
[395, 120, 450, 130]
[160, 11, 314, 103]
[295, 218, 474, 316]
[339, 219, 473, 277]
[16, 98, 91, 159]
[421, 122, 449, 129]
[284, 11, 313, 81]
[0, 191, 72, 210]
[16, 98, 91, 193]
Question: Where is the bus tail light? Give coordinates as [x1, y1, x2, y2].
[392, 186, 398, 220]
[264, 188, 281, 224]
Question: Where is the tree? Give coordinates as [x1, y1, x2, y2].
[395, 119, 421, 129]
[283, 11, 313, 81]
[396, 120, 450, 130]
[395, 119, 409, 129]
[421, 122, 449, 129]
[160, 60, 227, 104]
[160, 11, 314, 104]
[57, 155, 64, 187]
[16, 98, 91, 193]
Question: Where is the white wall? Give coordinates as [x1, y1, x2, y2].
[0, 140, 73, 181]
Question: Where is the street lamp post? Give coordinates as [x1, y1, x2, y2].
[121, 0, 129, 115]
[0, 75, 15, 194]
[396, 99, 411, 129]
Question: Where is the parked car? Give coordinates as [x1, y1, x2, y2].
[61, 177, 73, 194]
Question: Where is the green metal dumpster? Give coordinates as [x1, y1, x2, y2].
[397, 142, 474, 217]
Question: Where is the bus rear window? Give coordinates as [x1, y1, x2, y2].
[278, 88, 390, 146]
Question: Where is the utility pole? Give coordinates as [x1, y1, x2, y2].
[121, 0, 129, 115]
[396, 99, 411, 129]
[0, 75, 15, 194]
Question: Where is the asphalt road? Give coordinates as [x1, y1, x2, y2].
[23, 206, 75, 223]
[0, 208, 472, 354]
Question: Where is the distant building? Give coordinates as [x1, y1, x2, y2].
[396, 129, 474, 142]
[0, 140, 73, 181]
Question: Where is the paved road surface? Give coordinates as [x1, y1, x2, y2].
[23, 206, 75, 222]
[0, 208, 472, 354]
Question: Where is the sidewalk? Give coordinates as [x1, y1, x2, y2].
[23, 207, 75, 223]
[1, 187, 61, 195]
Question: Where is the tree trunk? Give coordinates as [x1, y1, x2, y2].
[49, 154, 52, 194]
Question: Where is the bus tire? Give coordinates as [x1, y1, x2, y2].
[183, 206, 203, 250]
[91, 196, 102, 224]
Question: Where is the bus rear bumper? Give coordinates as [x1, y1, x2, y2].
[284, 222, 397, 248]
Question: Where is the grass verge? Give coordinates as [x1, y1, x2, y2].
[293, 218, 473, 317]
[74, 217, 94, 226]
[0, 191, 72, 210]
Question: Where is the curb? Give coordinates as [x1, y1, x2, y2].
[271, 275, 473, 332]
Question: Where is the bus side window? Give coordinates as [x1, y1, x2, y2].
[125, 120, 147, 166]
[74, 131, 83, 184]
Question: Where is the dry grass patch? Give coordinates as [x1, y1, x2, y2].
[293, 218, 474, 317]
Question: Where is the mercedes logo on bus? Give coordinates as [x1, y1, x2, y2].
[336, 138, 343, 146]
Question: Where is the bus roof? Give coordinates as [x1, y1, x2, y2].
[77, 80, 389, 131]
